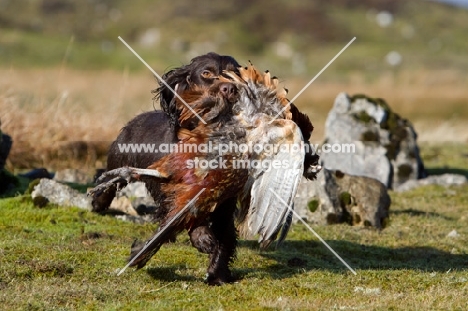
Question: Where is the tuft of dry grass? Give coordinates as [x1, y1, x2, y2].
[1, 68, 467, 171]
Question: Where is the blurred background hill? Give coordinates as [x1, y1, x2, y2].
[1, 0, 468, 74]
[0, 0, 467, 169]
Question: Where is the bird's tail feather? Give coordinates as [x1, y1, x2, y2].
[128, 225, 181, 269]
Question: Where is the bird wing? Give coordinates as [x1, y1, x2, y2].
[238, 118, 304, 248]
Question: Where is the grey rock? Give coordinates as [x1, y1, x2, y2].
[109, 196, 139, 216]
[119, 181, 151, 198]
[394, 173, 467, 192]
[105, 182, 157, 221]
[31, 178, 92, 210]
[54, 169, 94, 184]
[30, 178, 156, 224]
[446, 229, 460, 238]
[114, 181, 158, 216]
[322, 93, 426, 189]
[294, 170, 337, 225]
[294, 169, 390, 229]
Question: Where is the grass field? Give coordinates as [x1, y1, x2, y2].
[0, 144, 467, 310]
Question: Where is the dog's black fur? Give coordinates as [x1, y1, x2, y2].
[91, 111, 177, 220]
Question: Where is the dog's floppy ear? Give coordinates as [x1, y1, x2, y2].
[219, 55, 241, 73]
[159, 67, 192, 109]
[152, 65, 192, 128]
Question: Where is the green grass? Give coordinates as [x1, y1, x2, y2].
[1, 144, 468, 310]
[421, 143, 468, 178]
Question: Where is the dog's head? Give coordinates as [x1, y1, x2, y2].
[153, 52, 240, 128]
[175, 81, 239, 129]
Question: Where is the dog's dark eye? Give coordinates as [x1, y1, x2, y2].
[201, 70, 214, 78]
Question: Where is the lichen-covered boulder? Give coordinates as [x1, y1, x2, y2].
[294, 169, 390, 229]
[29, 178, 156, 224]
[321, 93, 426, 189]
[31, 178, 92, 209]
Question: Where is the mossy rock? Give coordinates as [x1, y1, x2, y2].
[352, 111, 374, 124]
[307, 199, 319, 213]
[26, 179, 42, 195]
[32, 195, 49, 208]
[397, 164, 413, 178]
[352, 95, 412, 163]
[339, 191, 352, 207]
[349, 94, 372, 102]
[361, 130, 380, 142]
[385, 141, 399, 160]
[325, 92, 426, 189]
[325, 213, 340, 224]
[350, 94, 389, 111]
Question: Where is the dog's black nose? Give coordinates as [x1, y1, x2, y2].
[219, 83, 237, 99]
